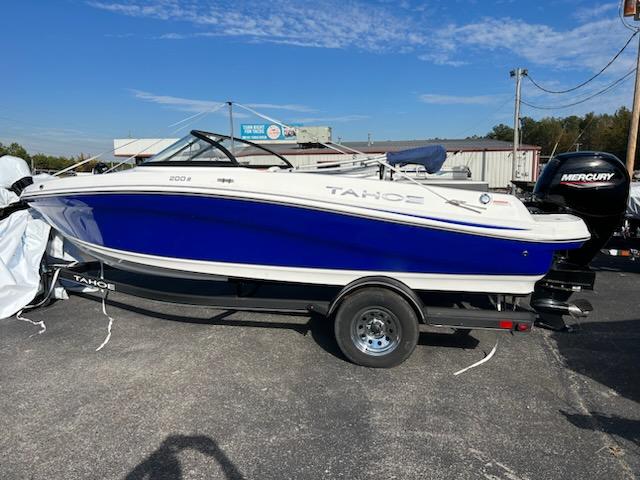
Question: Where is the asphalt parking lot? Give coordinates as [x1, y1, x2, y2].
[1, 254, 639, 480]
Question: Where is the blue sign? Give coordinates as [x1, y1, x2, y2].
[240, 124, 298, 142]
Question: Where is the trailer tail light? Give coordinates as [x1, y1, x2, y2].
[516, 323, 531, 332]
[499, 320, 513, 330]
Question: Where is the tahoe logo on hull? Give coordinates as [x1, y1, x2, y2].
[72, 274, 116, 291]
[326, 186, 424, 204]
[560, 172, 615, 187]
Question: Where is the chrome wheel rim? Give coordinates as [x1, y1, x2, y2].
[351, 308, 401, 356]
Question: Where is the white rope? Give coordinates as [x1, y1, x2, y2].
[95, 262, 114, 352]
[295, 155, 385, 169]
[235, 103, 367, 159]
[167, 106, 222, 128]
[15, 311, 47, 336]
[13, 268, 64, 336]
[53, 154, 103, 176]
[95, 291, 113, 352]
[325, 141, 369, 157]
[52, 101, 226, 176]
[324, 141, 477, 204]
[233, 103, 292, 132]
[233, 103, 485, 213]
[294, 149, 464, 174]
[53, 137, 149, 176]
[103, 138, 170, 173]
[104, 102, 227, 173]
[453, 337, 499, 376]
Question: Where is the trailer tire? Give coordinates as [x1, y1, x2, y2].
[334, 288, 419, 368]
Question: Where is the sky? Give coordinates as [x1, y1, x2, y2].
[0, 0, 638, 157]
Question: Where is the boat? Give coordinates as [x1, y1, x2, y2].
[624, 181, 640, 238]
[19, 130, 592, 296]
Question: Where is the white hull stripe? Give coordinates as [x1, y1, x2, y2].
[70, 237, 544, 295]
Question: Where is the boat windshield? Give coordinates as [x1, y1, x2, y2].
[143, 131, 292, 168]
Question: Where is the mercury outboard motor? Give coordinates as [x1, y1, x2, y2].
[533, 151, 630, 266]
[530, 151, 630, 329]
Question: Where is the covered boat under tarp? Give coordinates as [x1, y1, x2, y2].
[0, 156, 50, 319]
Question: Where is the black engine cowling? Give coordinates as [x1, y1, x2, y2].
[533, 151, 630, 267]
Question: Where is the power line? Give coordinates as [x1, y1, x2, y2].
[521, 68, 637, 110]
[526, 30, 638, 94]
[563, 113, 598, 153]
[454, 95, 514, 138]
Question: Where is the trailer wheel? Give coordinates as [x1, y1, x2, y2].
[334, 288, 419, 368]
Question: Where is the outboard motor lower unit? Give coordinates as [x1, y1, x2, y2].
[533, 151, 630, 267]
[530, 151, 630, 329]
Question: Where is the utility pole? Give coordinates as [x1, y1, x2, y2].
[227, 101, 235, 155]
[626, 33, 640, 176]
[510, 68, 527, 190]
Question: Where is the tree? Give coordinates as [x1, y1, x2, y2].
[487, 124, 514, 142]
[0, 141, 97, 172]
[486, 107, 638, 169]
[0, 142, 30, 161]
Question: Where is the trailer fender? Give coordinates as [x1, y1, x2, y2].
[327, 276, 426, 323]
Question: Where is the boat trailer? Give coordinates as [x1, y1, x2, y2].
[40, 260, 547, 368]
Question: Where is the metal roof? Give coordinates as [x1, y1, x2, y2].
[265, 138, 539, 156]
[113, 136, 539, 158]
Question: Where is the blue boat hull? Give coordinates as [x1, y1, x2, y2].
[28, 193, 582, 278]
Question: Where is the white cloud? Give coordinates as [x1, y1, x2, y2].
[90, 0, 427, 53]
[246, 103, 316, 113]
[91, 0, 634, 76]
[417, 52, 467, 67]
[104, 32, 135, 38]
[419, 94, 497, 105]
[431, 17, 634, 73]
[573, 3, 618, 22]
[131, 90, 316, 114]
[156, 32, 187, 40]
[131, 89, 224, 113]
[293, 114, 369, 123]
[130, 89, 370, 125]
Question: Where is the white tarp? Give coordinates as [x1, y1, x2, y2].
[0, 189, 51, 319]
[629, 182, 640, 221]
